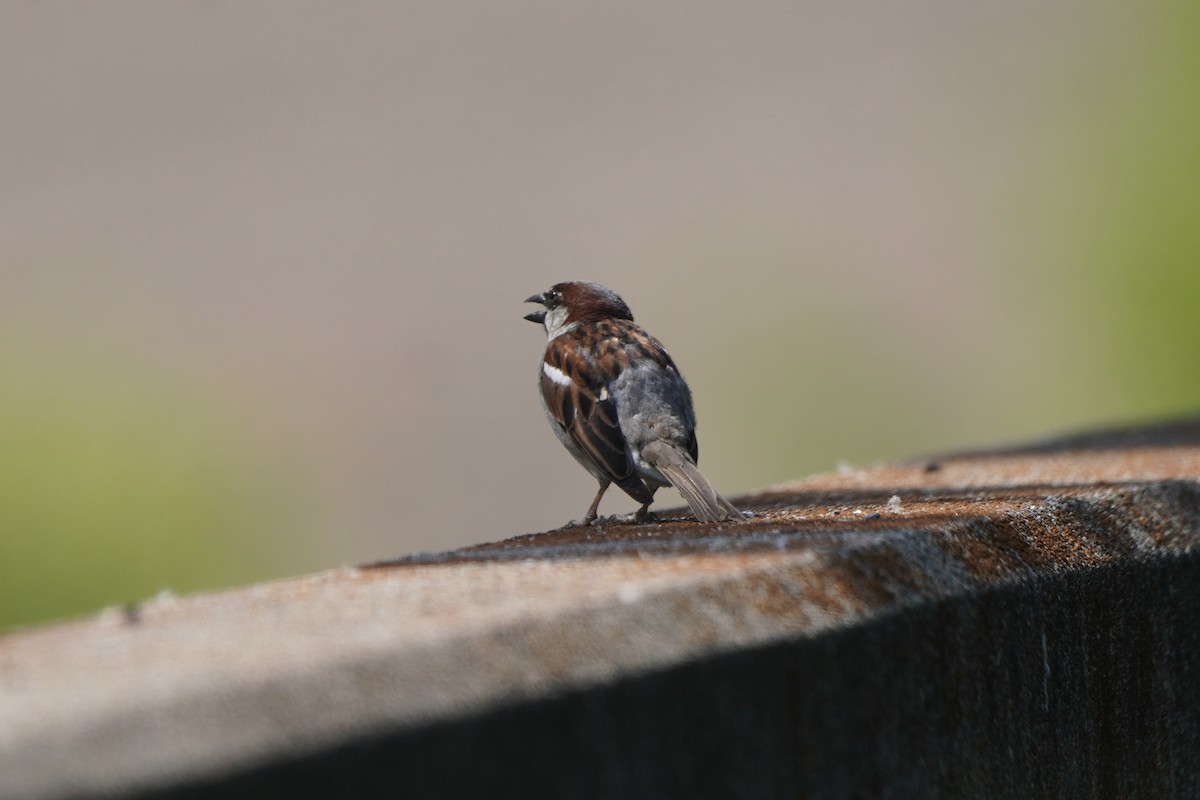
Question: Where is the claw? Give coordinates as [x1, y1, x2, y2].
[633, 503, 656, 524]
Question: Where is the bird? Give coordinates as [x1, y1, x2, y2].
[524, 280, 741, 525]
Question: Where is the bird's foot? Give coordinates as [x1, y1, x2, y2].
[633, 507, 657, 524]
[590, 514, 631, 526]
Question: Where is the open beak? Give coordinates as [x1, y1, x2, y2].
[524, 293, 547, 324]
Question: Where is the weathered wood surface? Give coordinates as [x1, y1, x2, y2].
[2, 421, 1199, 798]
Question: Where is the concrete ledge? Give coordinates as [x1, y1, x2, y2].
[2, 421, 1200, 798]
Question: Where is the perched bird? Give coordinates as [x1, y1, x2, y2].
[524, 281, 741, 524]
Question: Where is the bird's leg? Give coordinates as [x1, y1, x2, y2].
[584, 481, 610, 525]
[633, 490, 658, 523]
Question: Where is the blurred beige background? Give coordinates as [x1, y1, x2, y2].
[3, 2, 1198, 628]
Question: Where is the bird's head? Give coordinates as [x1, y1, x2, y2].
[524, 281, 634, 338]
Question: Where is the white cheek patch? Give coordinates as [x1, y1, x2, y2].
[542, 362, 573, 387]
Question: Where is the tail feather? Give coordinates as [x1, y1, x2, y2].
[641, 441, 741, 522]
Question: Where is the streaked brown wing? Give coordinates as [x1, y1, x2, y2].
[540, 345, 634, 483]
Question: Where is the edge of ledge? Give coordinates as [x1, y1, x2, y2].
[2, 422, 1199, 798]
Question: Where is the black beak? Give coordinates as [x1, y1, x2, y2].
[524, 293, 547, 324]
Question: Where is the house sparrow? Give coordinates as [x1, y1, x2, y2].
[524, 281, 740, 524]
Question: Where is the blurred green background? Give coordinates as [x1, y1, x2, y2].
[2, 2, 1197, 631]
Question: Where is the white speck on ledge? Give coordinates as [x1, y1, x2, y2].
[617, 583, 642, 604]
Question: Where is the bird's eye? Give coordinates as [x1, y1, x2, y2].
[545, 290, 561, 306]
